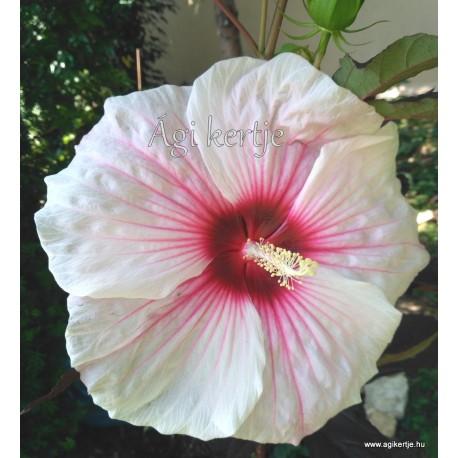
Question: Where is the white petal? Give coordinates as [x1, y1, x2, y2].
[280, 123, 429, 303]
[35, 86, 232, 299]
[187, 53, 382, 208]
[234, 268, 401, 444]
[67, 270, 265, 440]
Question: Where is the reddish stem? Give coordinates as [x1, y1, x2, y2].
[213, 0, 260, 57]
[21, 368, 80, 415]
[256, 444, 266, 458]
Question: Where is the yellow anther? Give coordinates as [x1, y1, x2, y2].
[244, 238, 318, 290]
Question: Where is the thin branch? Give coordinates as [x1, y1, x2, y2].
[256, 444, 266, 458]
[21, 369, 80, 415]
[213, 0, 260, 57]
[265, 0, 288, 59]
[136, 48, 142, 91]
[214, 0, 242, 58]
[258, 0, 269, 54]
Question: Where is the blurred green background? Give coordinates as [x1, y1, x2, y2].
[20, 1, 437, 457]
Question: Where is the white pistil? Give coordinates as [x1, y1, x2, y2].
[244, 238, 318, 290]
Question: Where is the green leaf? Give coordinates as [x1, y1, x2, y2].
[276, 43, 314, 62]
[271, 444, 310, 457]
[277, 43, 303, 53]
[333, 34, 437, 99]
[368, 93, 437, 120]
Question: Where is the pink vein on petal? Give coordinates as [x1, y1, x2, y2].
[126, 282, 222, 376]
[270, 302, 305, 429]
[288, 290, 352, 363]
[85, 155, 214, 226]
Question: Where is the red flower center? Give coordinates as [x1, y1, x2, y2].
[205, 199, 307, 298]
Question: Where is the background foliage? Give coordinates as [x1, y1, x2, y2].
[20, 1, 437, 457]
[20, 1, 175, 456]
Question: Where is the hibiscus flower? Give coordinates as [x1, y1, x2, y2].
[35, 53, 429, 444]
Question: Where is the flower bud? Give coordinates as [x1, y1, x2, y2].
[306, 0, 365, 31]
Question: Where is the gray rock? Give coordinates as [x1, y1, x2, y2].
[363, 372, 409, 438]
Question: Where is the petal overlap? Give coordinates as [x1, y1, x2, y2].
[67, 269, 266, 440]
[35, 86, 233, 299]
[187, 54, 383, 211]
[235, 268, 401, 444]
[273, 123, 429, 302]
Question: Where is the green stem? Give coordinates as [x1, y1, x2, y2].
[313, 30, 331, 69]
[265, 0, 289, 60]
[258, 0, 268, 54]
